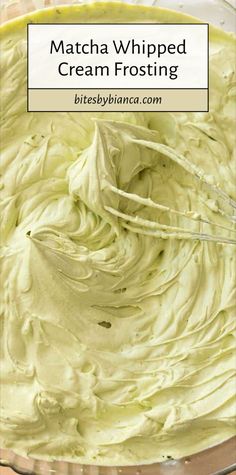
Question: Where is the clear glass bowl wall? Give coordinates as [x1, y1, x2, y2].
[0, 0, 236, 474]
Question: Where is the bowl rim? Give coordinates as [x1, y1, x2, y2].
[1, 437, 236, 474]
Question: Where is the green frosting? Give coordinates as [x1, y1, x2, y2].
[0, 2, 236, 466]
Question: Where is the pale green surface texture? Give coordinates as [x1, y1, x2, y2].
[0, 2, 236, 466]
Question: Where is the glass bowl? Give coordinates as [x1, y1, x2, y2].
[0, 1, 236, 474]
[1, 437, 236, 475]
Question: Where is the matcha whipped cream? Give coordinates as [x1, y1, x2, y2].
[0, 2, 236, 466]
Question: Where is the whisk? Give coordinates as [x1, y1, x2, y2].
[104, 140, 236, 246]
